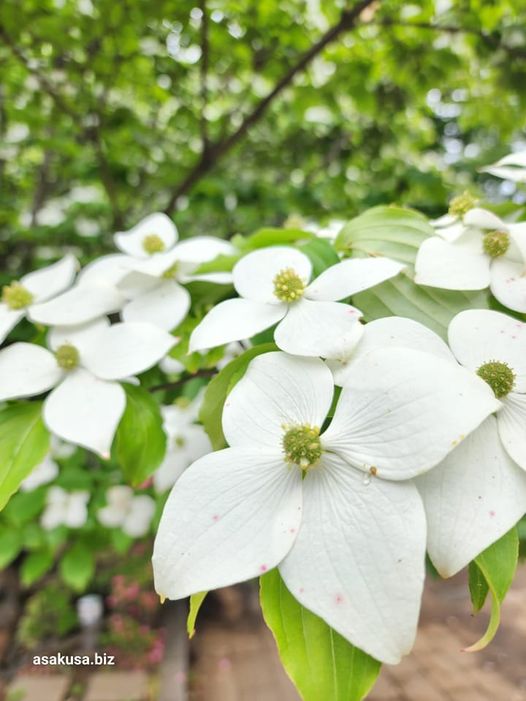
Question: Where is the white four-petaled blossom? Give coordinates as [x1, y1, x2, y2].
[97, 485, 155, 537]
[0, 318, 176, 457]
[41, 486, 90, 530]
[153, 350, 497, 664]
[189, 246, 404, 358]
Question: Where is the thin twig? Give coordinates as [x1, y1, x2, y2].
[149, 367, 216, 393]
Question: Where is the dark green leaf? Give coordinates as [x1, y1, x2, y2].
[59, 542, 95, 592]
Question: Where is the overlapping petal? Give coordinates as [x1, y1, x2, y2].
[414, 231, 490, 290]
[305, 257, 404, 301]
[0, 343, 62, 401]
[152, 448, 303, 599]
[233, 247, 312, 303]
[29, 284, 124, 326]
[498, 392, 526, 471]
[121, 280, 190, 331]
[21, 254, 77, 302]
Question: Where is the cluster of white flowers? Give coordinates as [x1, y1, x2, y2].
[2, 151, 526, 670]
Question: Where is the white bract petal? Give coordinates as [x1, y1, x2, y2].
[121, 280, 190, 331]
[274, 298, 363, 359]
[152, 448, 303, 599]
[0, 306, 25, 345]
[279, 453, 426, 665]
[322, 348, 500, 480]
[81, 322, 176, 380]
[223, 351, 334, 449]
[490, 256, 526, 313]
[78, 254, 133, 287]
[499, 393, 526, 471]
[305, 257, 404, 301]
[448, 310, 526, 392]
[43, 369, 126, 458]
[414, 231, 490, 290]
[463, 207, 507, 231]
[170, 236, 235, 263]
[483, 151, 526, 182]
[328, 316, 454, 386]
[0, 343, 62, 401]
[122, 495, 156, 537]
[189, 298, 286, 352]
[29, 284, 125, 326]
[233, 247, 312, 303]
[114, 212, 178, 257]
[417, 417, 526, 577]
[48, 317, 110, 355]
[21, 254, 77, 303]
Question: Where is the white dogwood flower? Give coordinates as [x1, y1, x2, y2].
[114, 212, 179, 257]
[41, 487, 89, 530]
[189, 246, 404, 358]
[0, 318, 176, 457]
[153, 350, 497, 664]
[97, 485, 155, 537]
[483, 151, 526, 183]
[415, 208, 526, 312]
[0, 255, 77, 343]
[154, 394, 212, 492]
[328, 314, 526, 579]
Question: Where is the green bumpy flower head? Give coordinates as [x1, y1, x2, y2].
[482, 230, 510, 258]
[143, 234, 165, 254]
[273, 268, 305, 303]
[55, 343, 80, 370]
[448, 191, 478, 217]
[477, 360, 515, 399]
[2, 281, 34, 310]
[282, 424, 322, 470]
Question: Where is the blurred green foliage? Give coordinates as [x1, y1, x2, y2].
[1, 0, 525, 275]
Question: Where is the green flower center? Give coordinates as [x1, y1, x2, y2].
[2, 281, 34, 310]
[477, 360, 515, 398]
[282, 424, 322, 470]
[482, 230, 510, 258]
[162, 262, 179, 279]
[55, 343, 80, 370]
[143, 234, 165, 254]
[448, 191, 478, 217]
[273, 268, 305, 303]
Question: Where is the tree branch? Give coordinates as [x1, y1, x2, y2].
[199, 0, 210, 154]
[164, 0, 377, 213]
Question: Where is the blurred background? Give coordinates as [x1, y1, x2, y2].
[1, 0, 526, 699]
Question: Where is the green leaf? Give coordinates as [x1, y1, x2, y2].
[232, 227, 313, 251]
[199, 343, 276, 449]
[0, 529, 23, 568]
[113, 384, 167, 486]
[21, 549, 54, 587]
[59, 542, 95, 592]
[299, 238, 340, 276]
[335, 206, 433, 264]
[353, 274, 490, 340]
[260, 570, 381, 701]
[468, 561, 489, 613]
[3, 489, 46, 527]
[465, 527, 518, 652]
[187, 591, 207, 638]
[0, 402, 50, 510]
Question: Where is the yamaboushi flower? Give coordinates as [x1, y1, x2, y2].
[41, 487, 90, 530]
[329, 314, 526, 579]
[483, 150, 526, 183]
[0, 254, 77, 344]
[189, 246, 405, 358]
[97, 486, 156, 538]
[153, 351, 498, 664]
[415, 207, 526, 312]
[0, 317, 175, 457]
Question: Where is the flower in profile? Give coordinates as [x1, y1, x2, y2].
[97, 486, 155, 537]
[41, 487, 90, 530]
[0, 255, 77, 343]
[0, 318, 175, 456]
[154, 394, 212, 492]
[482, 151, 526, 183]
[189, 246, 404, 358]
[415, 208, 526, 312]
[153, 350, 497, 663]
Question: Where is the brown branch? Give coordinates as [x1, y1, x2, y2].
[163, 0, 378, 213]
[199, 0, 210, 154]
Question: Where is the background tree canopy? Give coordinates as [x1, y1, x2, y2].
[1, 0, 525, 275]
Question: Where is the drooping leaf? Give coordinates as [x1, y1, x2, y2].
[59, 542, 95, 592]
[465, 527, 518, 652]
[260, 570, 381, 701]
[187, 591, 207, 638]
[113, 384, 167, 486]
[0, 402, 50, 511]
[300, 237, 340, 277]
[335, 206, 433, 264]
[199, 343, 276, 449]
[353, 274, 490, 340]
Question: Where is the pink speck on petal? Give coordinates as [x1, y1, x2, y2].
[212, 514, 220, 522]
[259, 564, 268, 573]
[335, 594, 344, 605]
[489, 510, 496, 518]
[299, 587, 305, 594]
[289, 527, 296, 534]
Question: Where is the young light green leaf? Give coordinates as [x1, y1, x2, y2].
[0, 402, 50, 511]
[468, 561, 489, 613]
[335, 206, 433, 264]
[232, 227, 313, 252]
[260, 570, 381, 701]
[300, 238, 340, 277]
[353, 274, 490, 340]
[199, 343, 276, 449]
[187, 591, 207, 638]
[113, 384, 166, 486]
[465, 527, 518, 652]
[60, 542, 95, 592]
